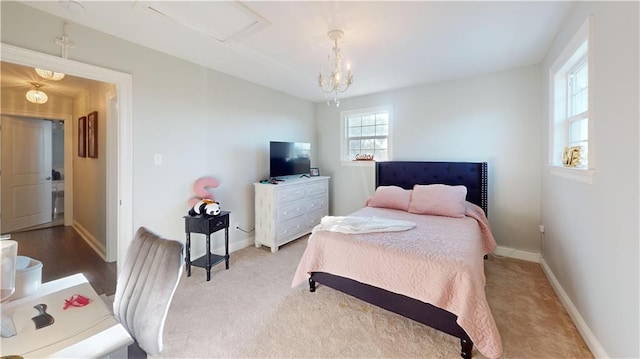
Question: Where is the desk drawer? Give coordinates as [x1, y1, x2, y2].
[184, 213, 229, 234]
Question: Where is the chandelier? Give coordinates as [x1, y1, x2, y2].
[26, 83, 48, 104]
[318, 29, 353, 107]
[35, 68, 65, 81]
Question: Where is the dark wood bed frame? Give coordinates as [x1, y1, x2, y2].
[308, 161, 488, 359]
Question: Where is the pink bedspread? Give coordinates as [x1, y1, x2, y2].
[291, 203, 502, 358]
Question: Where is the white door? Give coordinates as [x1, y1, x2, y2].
[1, 116, 52, 233]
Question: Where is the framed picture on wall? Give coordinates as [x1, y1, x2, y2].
[87, 111, 98, 158]
[78, 116, 86, 157]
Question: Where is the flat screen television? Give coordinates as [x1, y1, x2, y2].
[269, 141, 311, 178]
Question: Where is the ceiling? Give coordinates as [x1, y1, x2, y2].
[11, 1, 574, 103]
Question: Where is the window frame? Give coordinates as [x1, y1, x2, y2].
[340, 105, 393, 166]
[548, 17, 595, 184]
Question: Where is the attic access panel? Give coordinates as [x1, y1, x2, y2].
[136, 1, 270, 43]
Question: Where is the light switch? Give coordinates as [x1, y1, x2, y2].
[154, 154, 162, 165]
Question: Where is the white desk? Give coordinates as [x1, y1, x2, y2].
[0, 273, 133, 358]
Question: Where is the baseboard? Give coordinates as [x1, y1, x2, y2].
[540, 258, 608, 358]
[230, 236, 255, 253]
[493, 245, 541, 263]
[72, 221, 107, 261]
[211, 236, 255, 255]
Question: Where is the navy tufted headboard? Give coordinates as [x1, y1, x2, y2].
[375, 161, 488, 215]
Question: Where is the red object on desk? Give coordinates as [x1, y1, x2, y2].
[63, 294, 90, 310]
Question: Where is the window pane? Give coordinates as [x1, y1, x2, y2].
[362, 115, 375, 126]
[571, 88, 588, 115]
[349, 150, 359, 160]
[349, 140, 361, 150]
[376, 113, 389, 125]
[575, 63, 588, 88]
[569, 118, 588, 143]
[376, 124, 388, 136]
[348, 117, 361, 127]
[348, 127, 361, 137]
[362, 125, 376, 137]
[361, 139, 374, 149]
[375, 138, 387, 149]
[568, 60, 588, 116]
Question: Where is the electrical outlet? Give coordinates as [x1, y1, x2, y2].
[539, 225, 545, 233]
[234, 223, 240, 231]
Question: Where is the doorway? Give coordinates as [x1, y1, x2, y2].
[0, 116, 62, 233]
[1, 43, 133, 274]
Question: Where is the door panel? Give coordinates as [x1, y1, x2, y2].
[1, 116, 52, 233]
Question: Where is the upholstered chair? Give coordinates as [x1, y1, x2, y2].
[113, 227, 183, 357]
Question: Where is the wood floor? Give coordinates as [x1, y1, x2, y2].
[10, 225, 117, 296]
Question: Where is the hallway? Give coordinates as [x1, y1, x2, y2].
[10, 225, 117, 296]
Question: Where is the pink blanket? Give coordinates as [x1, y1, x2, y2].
[292, 203, 502, 358]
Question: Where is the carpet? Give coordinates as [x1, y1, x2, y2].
[161, 236, 592, 358]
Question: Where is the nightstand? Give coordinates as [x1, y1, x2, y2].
[183, 212, 230, 281]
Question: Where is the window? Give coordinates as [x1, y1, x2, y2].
[340, 106, 392, 164]
[549, 18, 594, 182]
[565, 54, 589, 160]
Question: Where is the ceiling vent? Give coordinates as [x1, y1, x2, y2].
[134, 1, 270, 43]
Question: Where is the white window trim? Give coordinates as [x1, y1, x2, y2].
[548, 16, 595, 184]
[340, 105, 393, 166]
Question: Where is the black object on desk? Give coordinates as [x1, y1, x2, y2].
[183, 211, 230, 281]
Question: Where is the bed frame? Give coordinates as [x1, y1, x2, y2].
[308, 161, 488, 359]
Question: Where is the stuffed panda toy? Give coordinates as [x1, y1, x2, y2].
[188, 199, 221, 217]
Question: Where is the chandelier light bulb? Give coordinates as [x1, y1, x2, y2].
[35, 68, 65, 81]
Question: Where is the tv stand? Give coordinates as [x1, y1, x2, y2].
[254, 176, 329, 253]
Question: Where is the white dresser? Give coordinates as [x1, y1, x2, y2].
[254, 176, 329, 252]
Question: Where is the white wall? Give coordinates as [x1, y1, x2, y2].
[72, 81, 112, 249]
[1, 2, 316, 257]
[540, 2, 639, 358]
[317, 65, 543, 253]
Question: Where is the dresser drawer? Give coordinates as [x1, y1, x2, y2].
[306, 181, 328, 196]
[277, 186, 305, 204]
[276, 217, 306, 242]
[277, 201, 305, 222]
[307, 195, 328, 213]
[306, 208, 326, 228]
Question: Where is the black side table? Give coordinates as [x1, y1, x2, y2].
[183, 211, 230, 281]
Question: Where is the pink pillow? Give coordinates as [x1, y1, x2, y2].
[408, 184, 467, 218]
[367, 186, 412, 211]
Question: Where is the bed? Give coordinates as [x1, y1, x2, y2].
[291, 161, 502, 359]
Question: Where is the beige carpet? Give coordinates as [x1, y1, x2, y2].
[161, 236, 593, 358]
